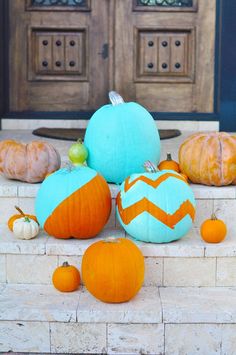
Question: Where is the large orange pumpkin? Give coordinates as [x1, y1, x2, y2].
[81, 237, 145, 303]
[179, 132, 236, 186]
[0, 140, 61, 183]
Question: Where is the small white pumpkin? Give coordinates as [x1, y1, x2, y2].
[13, 217, 39, 240]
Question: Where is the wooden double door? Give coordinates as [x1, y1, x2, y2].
[9, 0, 216, 113]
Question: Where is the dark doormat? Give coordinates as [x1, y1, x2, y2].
[32, 127, 181, 141]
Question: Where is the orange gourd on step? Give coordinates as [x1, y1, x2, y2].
[8, 206, 38, 231]
[200, 211, 227, 243]
[0, 140, 61, 183]
[52, 262, 80, 292]
[82, 237, 145, 303]
[179, 132, 236, 186]
[158, 153, 180, 172]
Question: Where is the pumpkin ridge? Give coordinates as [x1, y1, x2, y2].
[117, 192, 195, 228]
[218, 135, 224, 185]
[225, 135, 236, 183]
[231, 137, 236, 183]
[123, 239, 144, 297]
[203, 135, 212, 185]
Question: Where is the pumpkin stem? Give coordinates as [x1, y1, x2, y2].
[211, 208, 220, 220]
[167, 153, 172, 161]
[109, 91, 125, 106]
[24, 217, 31, 223]
[104, 237, 120, 243]
[76, 138, 83, 144]
[15, 206, 25, 217]
[62, 261, 70, 267]
[143, 161, 158, 173]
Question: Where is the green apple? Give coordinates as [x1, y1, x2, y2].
[68, 139, 88, 166]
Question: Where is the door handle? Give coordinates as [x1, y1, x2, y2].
[98, 43, 109, 59]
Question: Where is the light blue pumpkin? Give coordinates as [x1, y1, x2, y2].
[84, 92, 161, 183]
[116, 168, 196, 243]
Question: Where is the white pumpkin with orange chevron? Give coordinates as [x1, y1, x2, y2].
[116, 170, 196, 243]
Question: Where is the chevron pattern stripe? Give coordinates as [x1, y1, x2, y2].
[116, 171, 196, 243]
[117, 192, 195, 228]
[124, 172, 186, 192]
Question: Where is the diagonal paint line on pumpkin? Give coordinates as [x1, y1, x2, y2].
[124, 173, 186, 193]
[117, 192, 195, 229]
[36, 166, 97, 228]
[44, 174, 111, 239]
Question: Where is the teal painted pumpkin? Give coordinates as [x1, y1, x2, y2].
[84, 92, 161, 184]
[35, 165, 111, 239]
[116, 163, 196, 243]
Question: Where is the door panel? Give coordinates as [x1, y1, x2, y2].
[9, 0, 109, 111]
[9, 0, 217, 114]
[114, 0, 216, 113]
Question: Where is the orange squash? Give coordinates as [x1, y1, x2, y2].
[52, 261, 80, 292]
[0, 140, 61, 183]
[179, 132, 236, 186]
[158, 153, 180, 172]
[200, 212, 227, 243]
[81, 237, 145, 303]
[8, 206, 38, 232]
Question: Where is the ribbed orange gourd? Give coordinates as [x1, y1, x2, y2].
[179, 132, 236, 186]
[82, 238, 145, 303]
[0, 140, 61, 183]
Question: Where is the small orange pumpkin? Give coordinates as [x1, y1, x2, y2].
[52, 261, 80, 292]
[200, 211, 227, 243]
[82, 237, 145, 303]
[8, 206, 38, 232]
[158, 153, 180, 172]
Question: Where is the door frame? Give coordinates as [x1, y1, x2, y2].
[0, 0, 9, 124]
[218, 0, 236, 131]
[0, 0, 228, 129]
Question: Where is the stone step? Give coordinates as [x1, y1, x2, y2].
[0, 283, 235, 353]
[0, 174, 118, 229]
[1, 175, 236, 233]
[1, 118, 219, 131]
[1, 224, 236, 288]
